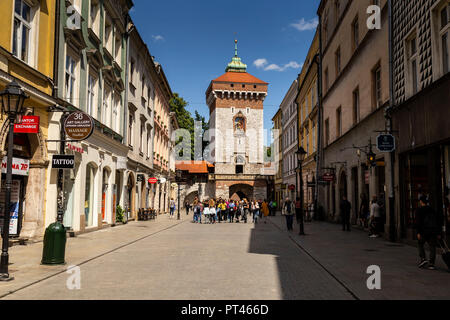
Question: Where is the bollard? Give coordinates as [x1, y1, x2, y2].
[41, 221, 67, 265]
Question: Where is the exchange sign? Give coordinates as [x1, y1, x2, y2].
[64, 112, 94, 141]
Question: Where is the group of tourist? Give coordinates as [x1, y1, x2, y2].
[185, 198, 277, 224]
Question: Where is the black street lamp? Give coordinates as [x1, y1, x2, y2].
[296, 146, 307, 236]
[0, 81, 28, 282]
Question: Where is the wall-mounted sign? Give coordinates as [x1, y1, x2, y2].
[159, 177, 167, 184]
[67, 142, 84, 154]
[64, 112, 94, 141]
[14, 116, 40, 134]
[322, 173, 335, 182]
[137, 174, 145, 182]
[52, 155, 75, 169]
[148, 177, 158, 184]
[1, 157, 30, 176]
[377, 134, 396, 152]
[288, 184, 296, 191]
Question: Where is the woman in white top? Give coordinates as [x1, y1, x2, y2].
[203, 205, 210, 224]
[209, 205, 216, 224]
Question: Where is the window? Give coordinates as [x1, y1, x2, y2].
[440, 4, 450, 74]
[352, 17, 359, 51]
[312, 123, 316, 152]
[112, 94, 120, 133]
[406, 35, 419, 95]
[140, 121, 145, 154]
[335, 47, 341, 76]
[65, 54, 77, 104]
[335, 0, 340, 25]
[103, 85, 111, 127]
[236, 165, 244, 174]
[372, 64, 382, 109]
[89, 0, 100, 35]
[128, 113, 134, 147]
[12, 0, 32, 63]
[130, 58, 135, 84]
[325, 118, 330, 146]
[352, 87, 360, 125]
[104, 16, 113, 53]
[87, 74, 96, 117]
[115, 33, 121, 63]
[312, 81, 316, 107]
[336, 107, 342, 138]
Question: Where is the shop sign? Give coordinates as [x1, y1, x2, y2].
[322, 173, 335, 182]
[64, 112, 94, 141]
[288, 184, 296, 191]
[148, 177, 158, 184]
[1, 157, 30, 176]
[52, 155, 75, 169]
[67, 142, 84, 154]
[14, 116, 40, 134]
[377, 134, 396, 152]
[137, 174, 145, 182]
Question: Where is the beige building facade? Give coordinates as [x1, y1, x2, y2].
[318, 0, 393, 230]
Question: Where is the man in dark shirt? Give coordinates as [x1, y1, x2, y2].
[416, 196, 443, 270]
[340, 196, 351, 232]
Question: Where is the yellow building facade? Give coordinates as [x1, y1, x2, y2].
[296, 31, 319, 213]
[0, 0, 56, 239]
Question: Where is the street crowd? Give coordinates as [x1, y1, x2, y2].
[181, 198, 277, 224]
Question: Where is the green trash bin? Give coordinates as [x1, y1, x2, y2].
[41, 221, 67, 265]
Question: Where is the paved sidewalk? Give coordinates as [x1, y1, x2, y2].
[270, 215, 450, 300]
[0, 215, 184, 298]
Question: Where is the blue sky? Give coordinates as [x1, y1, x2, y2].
[130, 0, 320, 133]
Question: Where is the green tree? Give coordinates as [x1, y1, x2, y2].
[170, 93, 194, 159]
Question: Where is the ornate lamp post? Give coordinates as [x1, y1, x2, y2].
[0, 81, 28, 281]
[296, 146, 307, 236]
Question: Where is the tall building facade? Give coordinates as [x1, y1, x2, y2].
[272, 109, 283, 210]
[391, 0, 450, 241]
[280, 80, 298, 201]
[206, 41, 269, 201]
[318, 0, 392, 229]
[0, 0, 57, 239]
[48, 0, 133, 233]
[297, 30, 320, 212]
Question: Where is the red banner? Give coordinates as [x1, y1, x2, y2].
[148, 178, 158, 184]
[14, 116, 40, 134]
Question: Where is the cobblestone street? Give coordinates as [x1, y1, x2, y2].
[1, 214, 449, 300]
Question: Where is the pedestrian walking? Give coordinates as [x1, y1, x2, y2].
[252, 201, 260, 224]
[416, 196, 444, 270]
[185, 201, 190, 216]
[369, 196, 381, 238]
[340, 196, 351, 232]
[295, 197, 305, 235]
[169, 198, 176, 219]
[229, 200, 236, 223]
[282, 197, 295, 231]
[261, 199, 269, 224]
[359, 193, 369, 228]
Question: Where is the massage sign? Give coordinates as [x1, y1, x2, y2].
[64, 112, 94, 141]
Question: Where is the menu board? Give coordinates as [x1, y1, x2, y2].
[0, 180, 21, 236]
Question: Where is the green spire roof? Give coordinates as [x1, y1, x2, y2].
[225, 40, 247, 73]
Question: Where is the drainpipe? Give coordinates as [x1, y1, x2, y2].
[386, 0, 396, 242]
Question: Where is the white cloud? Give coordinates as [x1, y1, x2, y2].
[152, 35, 164, 41]
[291, 17, 319, 31]
[253, 58, 301, 72]
[253, 58, 268, 68]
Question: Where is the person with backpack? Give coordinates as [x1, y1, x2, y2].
[282, 197, 295, 231]
[229, 200, 236, 223]
[415, 196, 444, 270]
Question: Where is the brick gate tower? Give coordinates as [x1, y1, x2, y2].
[205, 40, 269, 201]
